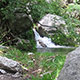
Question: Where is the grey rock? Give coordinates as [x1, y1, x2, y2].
[0, 69, 7, 74]
[12, 72, 22, 78]
[37, 14, 68, 36]
[0, 56, 24, 80]
[57, 46, 80, 80]
[0, 56, 23, 73]
[12, 12, 33, 35]
[0, 74, 23, 80]
[38, 40, 47, 47]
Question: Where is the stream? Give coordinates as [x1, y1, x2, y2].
[33, 28, 73, 48]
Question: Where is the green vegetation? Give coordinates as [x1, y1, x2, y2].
[0, 0, 80, 47]
[2, 47, 66, 80]
[51, 3, 80, 46]
[0, 0, 80, 79]
[63, 4, 80, 46]
[30, 0, 61, 22]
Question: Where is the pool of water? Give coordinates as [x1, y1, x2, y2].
[37, 47, 75, 54]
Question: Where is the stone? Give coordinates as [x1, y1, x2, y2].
[0, 56, 23, 73]
[0, 75, 23, 80]
[57, 46, 80, 80]
[0, 56, 24, 80]
[0, 69, 7, 74]
[37, 14, 68, 37]
[28, 52, 34, 56]
[12, 13, 33, 35]
[38, 40, 47, 47]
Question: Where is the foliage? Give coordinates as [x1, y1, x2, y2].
[0, 0, 61, 22]
[1, 1, 80, 80]
[62, 4, 80, 46]
[16, 29, 36, 52]
[0, 0, 80, 47]
[0, 0, 36, 51]
[3, 47, 67, 80]
[51, 31, 75, 46]
[0, 0, 28, 20]
[67, 4, 80, 11]
[29, 0, 62, 22]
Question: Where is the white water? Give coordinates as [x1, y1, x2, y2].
[33, 28, 69, 48]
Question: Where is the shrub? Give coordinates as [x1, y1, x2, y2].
[62, 3, 80, 46]
[29, 0, 62, 22]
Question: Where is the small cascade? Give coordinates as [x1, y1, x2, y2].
[33, 28, 70, 48]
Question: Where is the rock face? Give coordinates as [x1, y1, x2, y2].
[37, 14, 68, 37]
[0, 56, 23, 80]
[57, 46, 80, 80]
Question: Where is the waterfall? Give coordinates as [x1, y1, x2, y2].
[33, 28, 70, 48]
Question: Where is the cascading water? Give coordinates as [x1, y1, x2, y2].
[33, 28, 69, 48]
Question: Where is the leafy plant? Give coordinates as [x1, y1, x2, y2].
[29, 0, 62, 22]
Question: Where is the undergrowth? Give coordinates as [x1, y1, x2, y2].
[2, 47, 67, 80]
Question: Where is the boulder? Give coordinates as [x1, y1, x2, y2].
[12, 13, 33, 35]
[0, 56, 23, 73]
[57, 46, 80, 80]
[37, 14, 68, 37]
[0, 56, 23, 80]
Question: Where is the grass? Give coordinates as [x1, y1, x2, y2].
[1, 47, 68, 80]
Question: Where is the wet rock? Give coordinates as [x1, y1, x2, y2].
[38, 40, 47, 47]
[57, 46, 80, 80]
